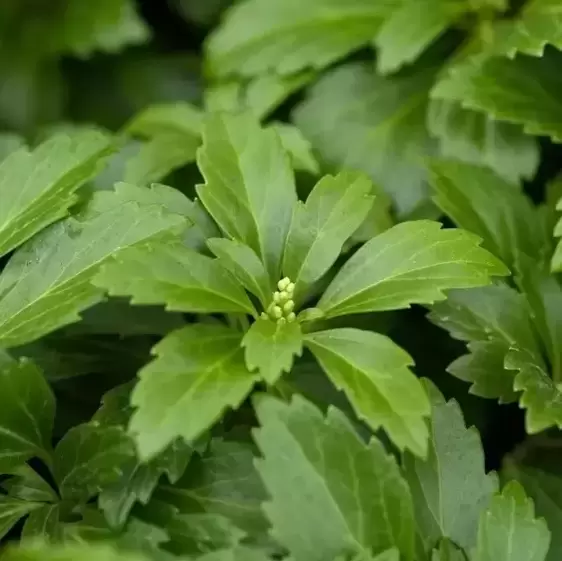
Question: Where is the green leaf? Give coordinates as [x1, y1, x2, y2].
[551, 195, 562, 271]
[156, 439, 269, 537]
[0, 134, 23, 161]
[270, 123, 320, 175]
[242, 318, 303, 384]
[196, 112, 297, 282]
[205, 0, 391, 78]
[0, 498, 43, 540]
[3, 465, 58, 503]
[317, 220, 508, 318]
[431, 540, 465, 561]
[205, 73, 314, 120]
[374, 0, 473, 75]
[0, 184, 186, 349]
[294, 62, 437, 217]
[130, 324, 258, 460]
[0, 353, 55, 468]
[473, 481, 550, 561]
[429, 159, 547, 273]
[53, 422, 136, 502]
[282, 172, 374, 300]
[428, 285, 541, 402]
[21, 504, 62, 541]
[432, 50, 562, 142]
[1, 542, 152, 561]
[126, 102, 202, 139]
[254, 394, 415, 561]
[428, 100, 539, 183]
[403, 381, 498, 551]
[504, 465, 562, 561]
[94, 242, 256, 316]
[0, 130, 113, 259]
[193, 547, 273, 561]
[207, 238, 272, 309]
[506, 347, 562, 434]
[57, 0, 150, 57]
[305, 328, 430, 456]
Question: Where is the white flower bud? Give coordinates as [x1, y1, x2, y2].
[283, 300, 295, 313]
[278, 277, 290, 291]
[287, 312, 296, 323]
[271, 306, 283, 319]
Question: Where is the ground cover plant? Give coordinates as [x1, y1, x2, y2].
[1, 0, 562, 559]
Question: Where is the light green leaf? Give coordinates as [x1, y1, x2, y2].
[242, 318, 303, 384]
[403, 380, 498, 551]
[294, 62, 437, 217]
[205, 73, 314, 120]
[432, 49, 562, 142]
[0, 498, 43, 540]
[506, 347, 562, 434]
[349, 183, 394, 244]
[207, 238, 272, 309]
[474, 481, 550, 561]
[0, 184, 186, 349]
[282, 172, 374, 300]
[317, 220, 508, 318]
[157, 439, 269, 537]
[193, 546, 273, 561]
[429, 159, 547, 273]
[54, 422, 136, 502]
[504, 466, 562, 561]
[126, 102, 203, 139]
[270, 123, 320, 175]
[0, 353, 55, 468]
[428, 100, 539, 183]
[94, 242, 256, 316]
[0, 130, 112, 259]
[196, 112, 297, 282]
[0, 134, 23, 161]
[58, 0, 150, 57]
[305, 328, 430, 456]
[254, 394, 415, 561]
[205, 0, 392, 78]
[428, 285, 541, 402]
[1, 542, 151, 561]
[130, 324, 258, 461]
[374, 0, 472, 74]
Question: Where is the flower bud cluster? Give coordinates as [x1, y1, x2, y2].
[262, 277, 297, 324]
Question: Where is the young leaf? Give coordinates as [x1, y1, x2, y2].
[196, 112, 297, 281]
[0, 353, 55, 469]
[205, 0, 391, 78]
[254, 394, 415, 561]
[156, 439, 269, 537]
[305, 328, 430, 456]
[432, 50, 562, 142]
[0, 130, 112, 258]
[130, 324, 258, 460]
[0, 498, 44, 540]
[374, 0, 474, 74]
[93, 242, 256, 316]
[317, 220, 508, 318]
[0, 184, 186, 349]
[427, 100, 539, 183]
[53, 422, 136, 502]
[282, 172, 374, 299]
[428, 285, 541, 401]
[403, 380, 498, 551]
[207, 238, 272, 309]
[506, 347, 562, 434]
[473, 481, 550, 561]
[429, 159, 547, 272]
[270, 122, 320, 175]
[294, 62, 437, 217]
[242, 318, 303, 384]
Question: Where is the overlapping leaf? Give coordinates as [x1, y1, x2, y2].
[206, 0, 392, 77]
[0, 184, 186, 348]
[305, 328, 430, 456]
[0, 130, 112, 258]
[196, 112, 297, 282]
[403, 381, 498, 551]
[294, 62, 437, 217]
[129, 324, 257, 460]
[317, 220, 507, 318]
[254, 394, 415, 561]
